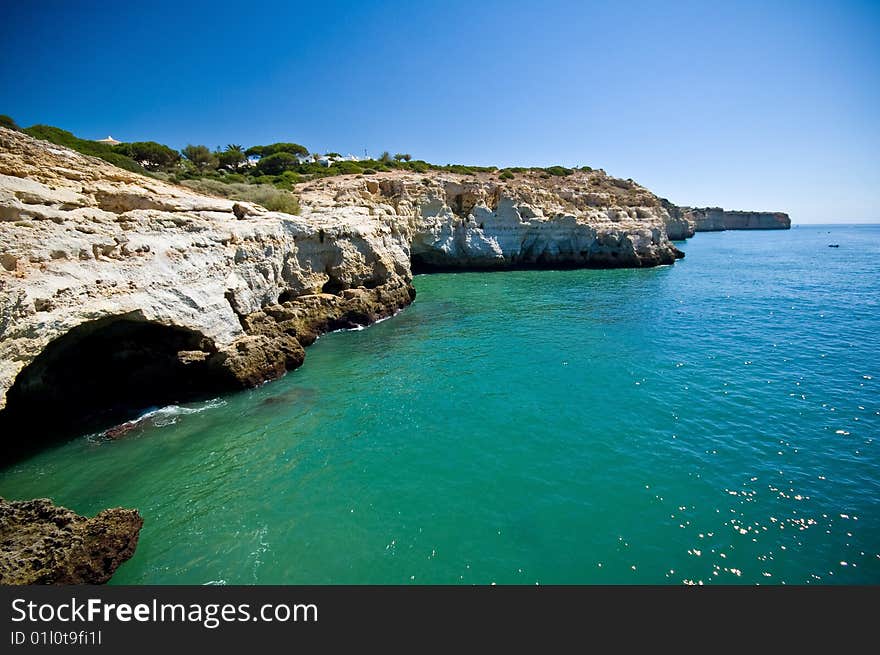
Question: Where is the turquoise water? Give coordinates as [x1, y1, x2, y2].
[1, 225, 879, 584]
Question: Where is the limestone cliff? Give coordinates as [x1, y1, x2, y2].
[682, 206, 791, 231]
[301, 171, 683, 270]
[659, 198, 696, 240]
[0, 126, 684, 444]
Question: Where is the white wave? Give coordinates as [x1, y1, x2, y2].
[95, 397, 228, 436]
[139, 397, 227, 426]
[336, 308, 405, 333]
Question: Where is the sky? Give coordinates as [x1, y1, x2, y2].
[1, 0, 878, 223]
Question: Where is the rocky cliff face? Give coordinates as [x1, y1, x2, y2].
[0, 497, 142, 584]
[659, 198, 696, 240]
[302, 171, 684, 271]
[682, 206, 791, 231]
[0, 127, 684, 445]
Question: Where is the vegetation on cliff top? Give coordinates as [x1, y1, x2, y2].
[0, 115, 21, 131]
[3, 117, 593, 211]
[22, 125, 146, 173]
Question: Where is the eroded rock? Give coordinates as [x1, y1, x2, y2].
[0, 497, 143, 584]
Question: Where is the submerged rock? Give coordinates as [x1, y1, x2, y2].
[0, 497, 143, 584]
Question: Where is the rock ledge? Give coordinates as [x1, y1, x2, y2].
[0, 497, 143, 584]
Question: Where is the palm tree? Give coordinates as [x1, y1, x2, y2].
[219, 144, 246, 171]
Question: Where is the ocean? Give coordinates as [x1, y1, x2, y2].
[1, 224, 878, 584]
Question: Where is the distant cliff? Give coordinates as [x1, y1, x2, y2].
[681, 207, 791, 232]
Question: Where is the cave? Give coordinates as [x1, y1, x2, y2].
[0, 315, 221, 462]
[321, 275, 346, 295]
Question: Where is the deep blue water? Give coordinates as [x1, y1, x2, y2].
[1, 224, 878, 584]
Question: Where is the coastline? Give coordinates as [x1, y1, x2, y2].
[0, 127, 793, 584]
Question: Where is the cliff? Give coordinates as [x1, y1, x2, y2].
[0, 497, 142, 584]
[0, 126, 684, 450]
[659, 198, 696, 240]
[682, 206, 791, 231]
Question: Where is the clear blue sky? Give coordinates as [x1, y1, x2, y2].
[2, 0, 878, 223]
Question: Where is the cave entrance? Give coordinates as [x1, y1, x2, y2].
[0, 315, 220, 462]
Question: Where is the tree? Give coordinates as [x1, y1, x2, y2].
[181, 144, 217, 171]
[379, 151, 392, 163]
[0, 115, 20, 131]
[402, 153, 412, 162]
[246, 142, 309, 159]
[245, 145, 266, 159]
[393, 153, 405, 162]
[217, 144, 246, 171]
[267, 142, 308, 157]
[114, 141, 180, 171]
[256, 152, 299, 175]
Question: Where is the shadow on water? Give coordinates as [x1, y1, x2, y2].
[253, 385, 318, 412]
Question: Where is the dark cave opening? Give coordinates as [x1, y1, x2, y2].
[0, 315, 221, 463]
[277, 289, 297, 304]
[321, 277, 346, 295]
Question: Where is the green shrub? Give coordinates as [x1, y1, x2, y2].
[499, 171, 514, 180]
[0, 115, 20, 131]
[406, 160, 429, 173]
[297, 162, 331, 175]
[543, 165, 573, 177]
[23, 124, 145, 172]
[330, 161, 363, 175]
[280, 170, 302, 183]
[243, 186, 300, 213]
[443, 164, 476, 175]
[275, 170, 302, 188]
[179, 179, 300, 214]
